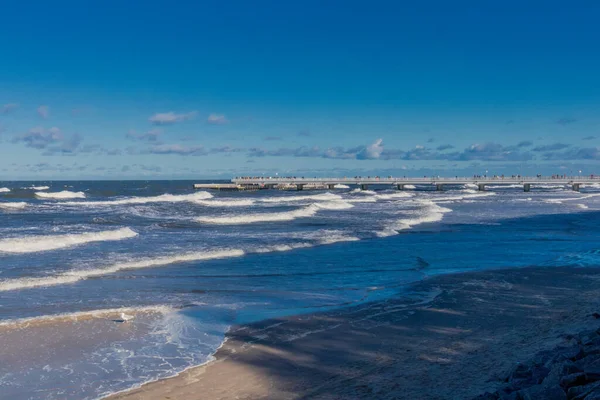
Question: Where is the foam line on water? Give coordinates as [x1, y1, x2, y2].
[196, 204, 320, 224]
[61, 191, 213, 206]
[25, 186, 50, 190]
[313, 201, 354, 210]
[0, 227, 138, 254]
[36, 190, 86, 199]
[193, 198, 255, 207]
[259, 192, 342, 203]
[0, 249, 245, 291]
[545, 193, 600, 204]
[0, 202, 27, 210]
[0, 305, 173, 328]
[431, 191, 496, 202]
[376, 200, 452, 237]
[0, 187, 11, 193]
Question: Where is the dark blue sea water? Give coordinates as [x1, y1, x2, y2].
[1, 180, 600, 399]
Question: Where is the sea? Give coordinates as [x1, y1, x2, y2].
[1, 180, 600, 399]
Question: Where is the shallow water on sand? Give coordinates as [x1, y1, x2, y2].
[1, 180, 600, 399]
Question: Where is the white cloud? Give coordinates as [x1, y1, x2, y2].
[357, 138, 384, 160]
[37, 105, 50, 119]
[1, 103, 19, 114]
[207, 113, 228, 125]
[149, 111, 197, 125]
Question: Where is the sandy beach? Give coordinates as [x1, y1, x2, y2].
[109, 266, 600, 400]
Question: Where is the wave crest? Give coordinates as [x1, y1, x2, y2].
[36, 190, 86, 199]
[0, 202, 27, 210]
[196, 205, 319, 225]
[0, 227, 138, 254]
[62, 191, 213, 206]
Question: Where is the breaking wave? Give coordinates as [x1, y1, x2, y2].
[62, 191, 213, 206]
[0, 249, 244, 291]
[259, 192, 342, 203]
[26, 186, 50, 190]
[375, 192, 414, 200]
[0, 227, 138, 254]
[196, 205, 319, 225]
[0, 202, 27, 210]
[376, 200, 452, 236]
[333, 184, 350, 189]
[36, 190, 86, 199]
[193, 198, 255, 207]
[0, 187, 11, 193]
[313, 201, 354, 210]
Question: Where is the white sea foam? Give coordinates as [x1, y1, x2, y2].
[377, 200, 453, 236]
[313, 201, 354, 210]
[0, 249, 244, 291]
[395, 200, 452, 229]
[333, 184, 350, 189]
[196, 205, 319, 225]
[350, 189, 377, 195]
[576, 204, 589, 209]
[0, 305, 172, 328]
[193, 198, 255, 207]
[318, 233, 360, 244]
[345, 197, 378, 203]
[0, 202, 27, 210]
[545, 194, 600, 204]
[0, 187, 11, 193]
[403, 185, 416, 189]
[375, 192, 414, 200]
[259, 192, 342, 203]
[62, 191, 213, 206]
[253, 243, 314, 253]
[486, 184, 523, 189]
[26, 186, 50, 190]
[432, 191, 496, 202]
[0, 227, 138, 254]
[36, 190, 86, 199]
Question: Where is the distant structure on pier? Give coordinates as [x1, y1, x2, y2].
[194, 175, 600, 192]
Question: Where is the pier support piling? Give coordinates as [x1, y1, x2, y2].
[524, 184, 531, 192]
[296, 184, 304, 191]
[328, 184, 335, 190]
[436, 184, 444, 191]
[572, 183, 580, 192]
[478, 184, 486, 191]
[397, 184, 404, 190]
[360, 184, 368, 191]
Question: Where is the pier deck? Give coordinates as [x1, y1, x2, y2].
[223, 176, 600, 192]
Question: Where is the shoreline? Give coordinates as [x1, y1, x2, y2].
[108, 266, 600, 399]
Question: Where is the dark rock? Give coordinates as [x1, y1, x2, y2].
[561, 361, 583, 376]
[510, 363, 532, 381]
[584, 359, 600, 382]
[498, 391, 521, 400]
[532, 365, 551, 384]
[520, 385, 566, 400]
[472, 393, 499, 400]
[584, 345, 600, 358]
[592, 312, 600, 319]
[583, 337, 600, 348]
[568, 381, 600, 399]
[583, 391, 600, 400]
[557, 346, 585, 362]
[560, 373, 587, 389]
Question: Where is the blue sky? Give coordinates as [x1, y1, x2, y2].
[1, 0, 599, 179]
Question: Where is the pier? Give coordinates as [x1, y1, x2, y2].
[194, 176, 600, 192]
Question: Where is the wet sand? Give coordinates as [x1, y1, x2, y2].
[109, 266, 600, 400]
